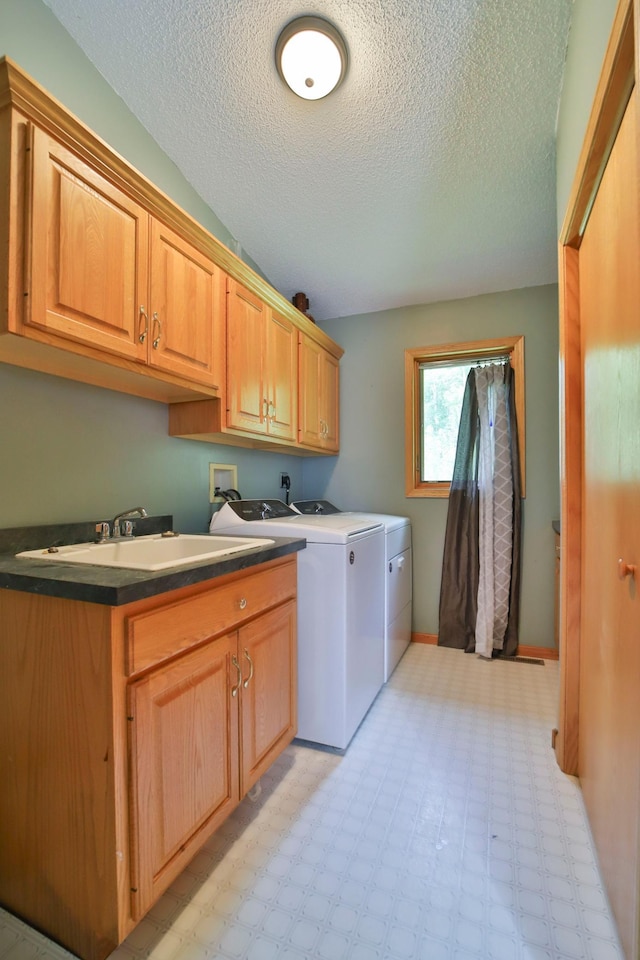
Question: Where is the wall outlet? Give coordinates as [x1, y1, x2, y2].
[280, 473, 290, 489]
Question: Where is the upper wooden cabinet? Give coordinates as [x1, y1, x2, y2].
[147, 218, 221, 384]
[28, 126, 149, 361]
[226, 278, 297, 441]
[298, 331, 340, 452]
[0, 56, 342, 447]
[25, 124, 222, 389]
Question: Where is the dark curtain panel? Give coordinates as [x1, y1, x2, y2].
[502, 364, 522, 657]
[437, 363, 522, 656]
[438, 370, 480, 652]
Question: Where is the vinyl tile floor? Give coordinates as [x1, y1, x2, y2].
[0, 644, 624, 960]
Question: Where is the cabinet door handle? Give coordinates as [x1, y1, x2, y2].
[152, 311, 162, 349]
[231, 655, 242, 697]
[263, 398, 269, 419]
[138, 306, 148, 343]
[239, 597, 247, 610]
[269, 400, 275, 422]
[242, 648, 254, 689]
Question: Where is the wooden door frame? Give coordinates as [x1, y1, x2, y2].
[555, 0, 636, 774]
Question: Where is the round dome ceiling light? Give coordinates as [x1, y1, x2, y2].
[275, 16, 348, 100]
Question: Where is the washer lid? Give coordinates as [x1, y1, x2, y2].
[291, 500, 410, 533]
[211, 500, 384, 544]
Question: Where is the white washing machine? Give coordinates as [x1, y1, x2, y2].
[292, 500, 412, 681]
[210, 499, 385, 750]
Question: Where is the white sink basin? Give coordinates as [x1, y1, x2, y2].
[17, 534, 275, 571]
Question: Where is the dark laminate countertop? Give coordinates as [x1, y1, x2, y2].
[0, 515, 305, 606]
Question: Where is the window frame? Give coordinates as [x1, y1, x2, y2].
[404, 335, 525, 498]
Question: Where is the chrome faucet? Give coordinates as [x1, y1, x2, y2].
[111, 506, 148, 539]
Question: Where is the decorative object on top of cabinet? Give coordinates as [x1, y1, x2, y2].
[292, 291, 315, 323]
[0, 57, 341, 418]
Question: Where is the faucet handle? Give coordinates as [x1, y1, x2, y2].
[121, 520, 134, 538]
[95, 522, 111, 542]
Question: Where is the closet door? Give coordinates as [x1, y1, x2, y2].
[578, 84, 640, 960]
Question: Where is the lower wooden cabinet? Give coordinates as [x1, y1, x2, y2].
[239, 602, 297, 792]
[0, 555, 297, 960]
[128, 633, 240, 919]
[127, 599, 297, 920]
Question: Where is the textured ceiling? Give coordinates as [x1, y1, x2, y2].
[41, 0, 573, 322]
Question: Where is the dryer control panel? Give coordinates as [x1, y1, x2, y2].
[291, 500, 340, 515]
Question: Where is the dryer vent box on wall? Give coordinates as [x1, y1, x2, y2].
[209, 463, 238, 503]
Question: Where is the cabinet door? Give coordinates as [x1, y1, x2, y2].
[226, 278, 267, 434]
[148, 218, 221, 387]
[320, 348, 340, 452]
[298, 332, 340, 451]
[28, 125, 148, 359]
[239, 601, 297, 794]
[128, 633, 239, 918]
[298, 332, 322, 447]
[266, 310, 297, 441]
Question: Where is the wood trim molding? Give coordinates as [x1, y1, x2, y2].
[404, 336, 526, 499]
[556, 244, 582, 774]
[0, 56, 343, 361]
[559, 0, 635, 247]
[518, 645, 559, 662]
[411, 634, 559, 661]
[412, 633, 438, 644]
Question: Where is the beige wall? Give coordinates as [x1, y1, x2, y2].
[309, 285, 560, 647]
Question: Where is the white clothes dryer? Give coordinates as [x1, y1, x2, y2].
[292, 500, 412, 681]
[210, 499, 385, 750]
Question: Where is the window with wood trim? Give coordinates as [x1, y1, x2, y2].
[404, 336, 525, 498]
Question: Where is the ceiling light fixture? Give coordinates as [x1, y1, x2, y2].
[275, 16, 348, 101]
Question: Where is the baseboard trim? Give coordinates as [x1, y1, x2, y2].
[411, 634, 559, 661]
[518, 645, 559, 661]
[412, 633, 438, 645]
